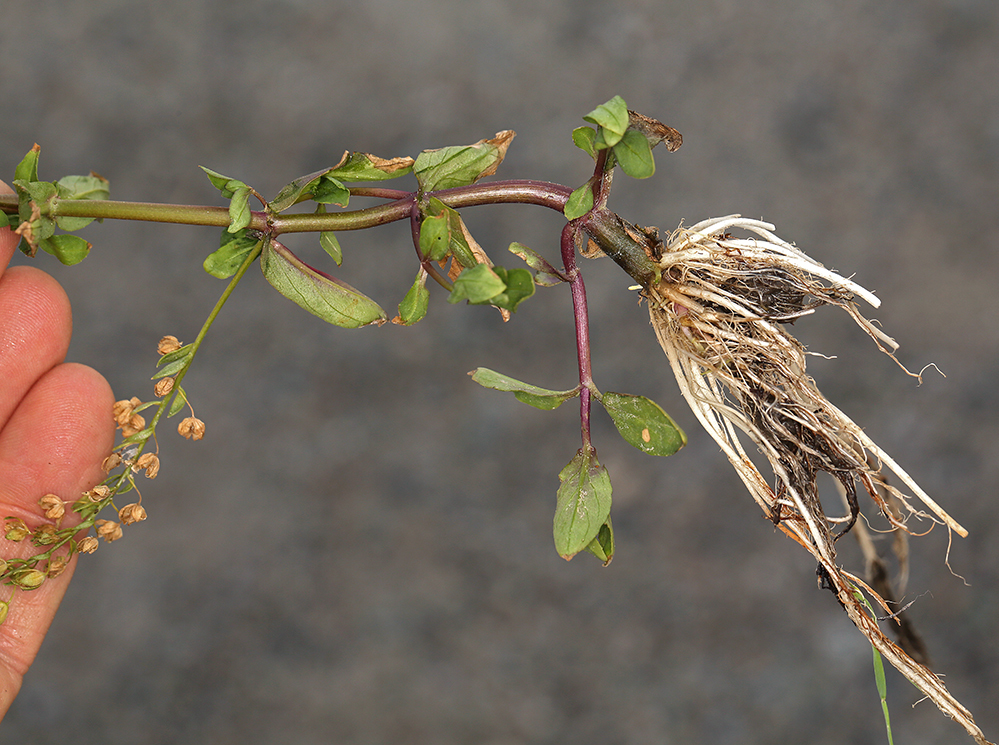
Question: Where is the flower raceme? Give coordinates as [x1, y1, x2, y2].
[646, 215, 966, 576]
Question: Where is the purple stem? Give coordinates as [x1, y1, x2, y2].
[560, 221, 594, 451]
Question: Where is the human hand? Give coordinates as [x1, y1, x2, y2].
[0, 180, 114, 718]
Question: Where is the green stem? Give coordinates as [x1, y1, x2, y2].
[5, 180, 658, 288]
[48, 239, 264, 557]
[154, 237, 265, 417]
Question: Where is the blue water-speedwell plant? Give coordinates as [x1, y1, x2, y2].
[1, 96, 990, 744]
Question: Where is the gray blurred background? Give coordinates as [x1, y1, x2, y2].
[2, 1, 997, 743]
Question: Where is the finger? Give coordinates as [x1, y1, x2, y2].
[0, 265, 73, 429]
[0, 362, 114, 716]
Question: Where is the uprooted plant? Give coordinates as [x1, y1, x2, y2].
[0, 95, 991, 744]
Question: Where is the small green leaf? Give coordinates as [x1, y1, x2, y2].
[612, 129, 656, 179]
[600, 391, 686, 456]
[199, 166, 247, 198]
[227, 186, 252, 233]
[563, 183, 594, 221]
[157, 345, 193, 368]
[320, 231, 342, 265]
[468, 368, 578, 410]
[152, 357, 189, 380]
[11, 180, 58, 256]
[554, 448, 613, 560]
[53, 173, 110, 231]
[485, 266, 535, 313]
[583, 96, 630, 147]
[447, 263, 506, 305]
[315, 204, 343, 265]
[203, 229, 260, 279]
[39, 234, 90, 265]
[584, 518, 614, 565]
[168, 386, 189, 417]
[15, 179, 57, 209]
[269, 168, 330, 213]
[327, 151, 415, 182]
[55, 174, 110, 201]
[269, 169, 351, 213]
[508, 242, 565, 286]
[312, 175, 350, 207]
[419, 198, 476, 267]
[414, 130, 515, 192]
[418, 211, 451, 262]
[571, 126, 598, 159]
[14, 144, 41, 183]
[395, 268, 430, 326]
[260, 239, 386, 328]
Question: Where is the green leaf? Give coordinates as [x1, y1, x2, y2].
[395, 268, 430, 326]
[447, 263, 506, 305]
[485, 266, 535, 313]
[39, 234, 90, 265]
[507, 242, 565, 286]
[260, 239, 386, 328]
[563, 183, 594, 221]
[157, 345, 193, 368]
[468, 368, 579, 410]
[168, 386, 189, 417]
[204, 228, 260, 279]
[270, 169, 352, 214]
[419, 198, 476, 267]
[227, 186, 252, 233]
[571, 126, 598, 159]
[315, 204, 343, 265]
[584, 517, 614, 565]
[583, 96, 630, 147]
[319, 231, 342, 265]
[312, 175, 350, 207]
[419, 211, 451, 262]
[554, 448, 613, 560]
[53, 173, 110, 231]
[199, 166, 247, 198]
[268, 168, 330, 213]
[55, 174, 110, 201]
[612, 129, 656, 179]
[14, 144, 41, 183]
[600, 392, 686, 456]
[12, 180, 58, 256]
[152, 357, 189, 380]
[414, 130, 515, 192]
[15, 179, 57, 210]
[327, 151, 415, 182]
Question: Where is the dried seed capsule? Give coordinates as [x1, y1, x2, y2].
[154, 377, 175, 397]
[86, 484, 112, 503]
[178, 417, 206, 441]
[102, 452, 123, 472]
[38, 494, 65, 520]
[158, 335, 182, 355]
[122, 414, 146, 438]
[46, 555, 69, 578]
[118, 503, 147, 525]
[78, 536, 99, 554]
[95, 519, 123, 542]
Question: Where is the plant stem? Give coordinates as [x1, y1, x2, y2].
[561, 222, 595, 451]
